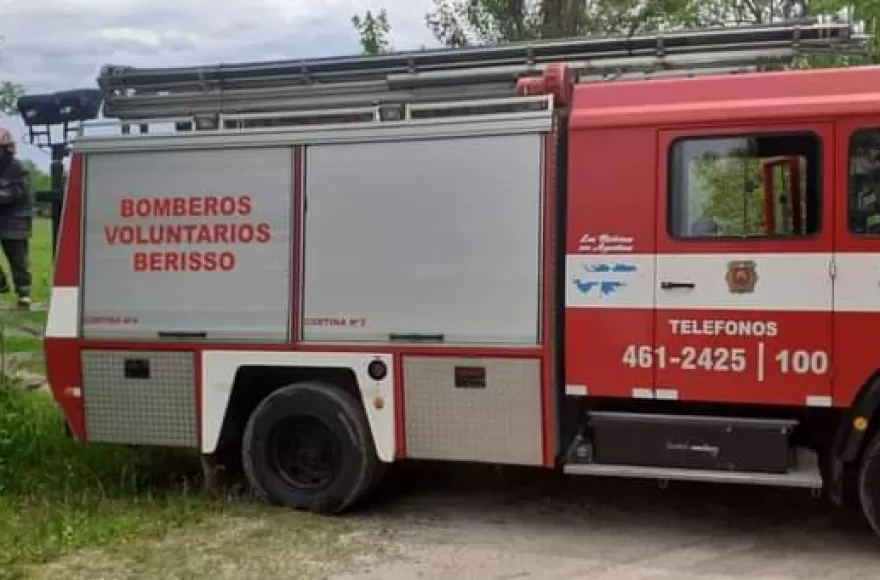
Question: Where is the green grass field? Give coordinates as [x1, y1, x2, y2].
[0, 217, 53, 316]
[0, 389, 226, 579]
[0, 219, 233, 579]
[0, 218, 56, 380]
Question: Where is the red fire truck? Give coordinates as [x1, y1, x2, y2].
[35, 18, 880, 536]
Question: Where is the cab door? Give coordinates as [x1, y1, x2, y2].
[833, 119, 880, 408]
[655, 123, 834, 406]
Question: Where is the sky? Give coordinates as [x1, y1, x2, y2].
[0, 0, 438, 169]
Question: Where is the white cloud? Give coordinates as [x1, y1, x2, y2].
[0, 0, 438, 166]
[97, 27, 202, 48]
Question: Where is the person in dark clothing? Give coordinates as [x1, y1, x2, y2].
[0, 127, 33, 309]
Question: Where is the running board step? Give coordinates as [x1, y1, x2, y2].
[563, 449, 822, 489]
[586, 411, 799, 474]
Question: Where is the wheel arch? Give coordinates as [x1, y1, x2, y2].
[833, 367, 880, 465]
[200, 351, 396, 463]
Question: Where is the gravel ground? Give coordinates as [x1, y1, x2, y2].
[36, 462, 880, 579]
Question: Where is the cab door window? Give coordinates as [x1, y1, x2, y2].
[849, 128, 880, 235]
[668, 133, 821, 240]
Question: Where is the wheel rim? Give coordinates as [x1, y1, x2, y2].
[267, 415, 342, 491]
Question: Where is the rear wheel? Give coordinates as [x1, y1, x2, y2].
[242, 381, 378, 514]
[858, 430, 880, 538]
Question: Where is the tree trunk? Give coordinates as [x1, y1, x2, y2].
[541, 0, 580, 38]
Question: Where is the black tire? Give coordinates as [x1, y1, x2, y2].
[242, 381, 378, 514]
[362, 457, 389, 501]
[858, 430, 880, 538]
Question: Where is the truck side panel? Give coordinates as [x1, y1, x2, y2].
[301, 134, 544, 345]
[301, 133, 549, 467]
[80, 147, 294, 341]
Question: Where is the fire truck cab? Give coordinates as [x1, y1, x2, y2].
[34, 19, 880, 539]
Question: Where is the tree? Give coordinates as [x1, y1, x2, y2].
[352, 9, 392, 55]
[19, 160, 52, 217]
[0, 36, 23, 115]
[424, 0, 707, 47]
[21, 160, 50, 194]
[425, 0, 542, 46]
[0, 82, 22, 116]
[690, 151, 766, 236]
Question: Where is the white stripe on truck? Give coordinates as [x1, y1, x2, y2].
[564, 252, 859, 312]
[45, 286, 80, 338]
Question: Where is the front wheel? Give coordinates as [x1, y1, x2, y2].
[858, 430, 880, 538]
[242, 381, 378, 514]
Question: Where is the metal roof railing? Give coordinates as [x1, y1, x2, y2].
[96, 19, 869, 121]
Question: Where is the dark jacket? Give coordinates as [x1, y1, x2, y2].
[0, 157, 33, 240]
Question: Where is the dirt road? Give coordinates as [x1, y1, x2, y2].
[37, 462, 880, 579]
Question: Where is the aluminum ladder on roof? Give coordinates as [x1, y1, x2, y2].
[95, 18, 869, 122]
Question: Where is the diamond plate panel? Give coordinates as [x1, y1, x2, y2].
[82, 350, 198, 448]
[403, 356, 543, 466]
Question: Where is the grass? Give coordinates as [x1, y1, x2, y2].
[0, 217, 52, 316]
[0, 389, 228, 579]
[0, 390, 355, 579]
[0, 218, 232, 578]
[0, 218, 52, 381]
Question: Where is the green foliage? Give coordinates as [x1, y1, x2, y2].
[418, 0, 880, 71]
[352, 9, 392, 55]
[426, 0, 543, 46]
[691, 154, 766, 236]
[0, 392, 196, 499]
[802, 3, 880, 69]
[0, 389, 218, 578]
[0, 219, 53, 314]
[21, 161, 50, 194]
[682, 140, 811, 238]
[0, 81, 22, 116]
[360, 0, 880, 67]
[0, 36, 24, 116]
[21, 161, 52, 218]
[424, 0, 737, 47]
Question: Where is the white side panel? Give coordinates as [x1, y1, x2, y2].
[302, 134, 543, 344]
[565, 254, 655, 309]
[834, 253, 880, 312]
[657, 253, 830, 312]
[565, 384, 588, 396]
[45, 286, 80, 338]
[200, 351, 395, 461]
[567, 253, 832, 311]
[806, 395, 833, 407]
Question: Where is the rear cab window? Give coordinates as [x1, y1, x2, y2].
[849, 128, 880, 235]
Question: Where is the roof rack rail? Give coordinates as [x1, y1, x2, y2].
[97, 18, 868, 121]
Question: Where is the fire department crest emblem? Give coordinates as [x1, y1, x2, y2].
[726, 260, 758, 293]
